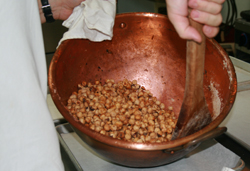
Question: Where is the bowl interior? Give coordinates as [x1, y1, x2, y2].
[49, 13, 237, 148]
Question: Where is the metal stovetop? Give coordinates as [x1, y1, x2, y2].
[54, 119, 249, 171]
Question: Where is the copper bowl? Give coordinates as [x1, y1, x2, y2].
[49, 13, 237, 167]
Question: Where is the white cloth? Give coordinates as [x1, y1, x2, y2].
[0, 1, 64, 171]
[221, 167, 235, 171]
[58, 0, 116, 46]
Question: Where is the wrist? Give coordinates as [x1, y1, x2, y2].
[38, 0, 60, 23]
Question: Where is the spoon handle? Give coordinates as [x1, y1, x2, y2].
[184, 17, 206, 105]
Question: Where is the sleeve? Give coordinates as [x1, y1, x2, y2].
[0, 1, 64, 171]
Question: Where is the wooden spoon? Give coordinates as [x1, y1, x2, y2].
[171, 16, 212, 140]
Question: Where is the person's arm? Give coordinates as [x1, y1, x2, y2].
[38, 0, 85, 23]
[166, 0, 225, 43]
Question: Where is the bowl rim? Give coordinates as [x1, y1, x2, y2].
[48, 12, 237, 151]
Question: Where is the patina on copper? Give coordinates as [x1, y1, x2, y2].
[48, 13, 237, 167]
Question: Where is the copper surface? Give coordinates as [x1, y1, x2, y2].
[48, 13, 237, 167]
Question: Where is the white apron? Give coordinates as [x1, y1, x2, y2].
[0, 1, 64, 170]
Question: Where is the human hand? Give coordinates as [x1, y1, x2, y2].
[39, 0, 85, 23]
[166, 0, 225, 43]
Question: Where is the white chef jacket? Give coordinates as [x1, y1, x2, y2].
[0, 1, 64, 170]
